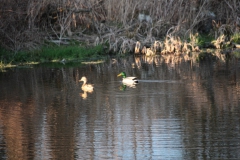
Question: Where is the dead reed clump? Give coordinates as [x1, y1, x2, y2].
[182, 41, 190, 53]
[145, 48, 155, 56]
[189, 33, 201, 52]
[151, 41, 162, 54]
[212, 34, 226, 49]
[134, 40, 162, 56]
[141, 46, 147, 55]
[134, 41, 141, 54]
[161, 36, 184, 55]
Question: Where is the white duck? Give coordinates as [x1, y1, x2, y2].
[79, 76, 94, 93]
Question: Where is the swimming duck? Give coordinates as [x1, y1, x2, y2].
[117, 72, 138, 85]
[79, 76, 94, 93]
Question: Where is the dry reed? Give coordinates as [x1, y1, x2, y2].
[0, 0, 239, 53]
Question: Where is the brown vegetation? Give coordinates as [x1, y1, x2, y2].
[0, 0, 239, 53]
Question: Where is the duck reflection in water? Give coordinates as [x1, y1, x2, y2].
[119, 82, 137, 91]
[79, 76, 94, 99]
[80, 91, 88, 99]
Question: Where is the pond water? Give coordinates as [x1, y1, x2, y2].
[0, 55, 240, 160]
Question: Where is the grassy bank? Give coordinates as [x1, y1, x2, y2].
[0, 44, 106, 69]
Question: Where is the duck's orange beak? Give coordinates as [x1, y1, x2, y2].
[117, 73, 121, 77]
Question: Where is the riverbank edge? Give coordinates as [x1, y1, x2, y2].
[0, 34, 240, 70]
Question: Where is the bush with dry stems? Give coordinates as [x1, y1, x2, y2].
[0, 0, 239, 54]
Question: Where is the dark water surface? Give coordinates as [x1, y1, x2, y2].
[0, 56, 240, 160]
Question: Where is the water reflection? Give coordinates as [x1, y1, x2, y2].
[0, 54, 240, 159]
[122, 82, 137, 88]
[119, 82, 137, 91]
[79, 90, 90, 99]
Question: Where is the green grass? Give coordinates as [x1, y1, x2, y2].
[231, 33, 240, 43]
[29, 44, 105, 62]
[0, 44, 106, 69]
[195, 34, 214, 47]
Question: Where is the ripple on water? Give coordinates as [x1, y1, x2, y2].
[1, 59, 240, 159]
